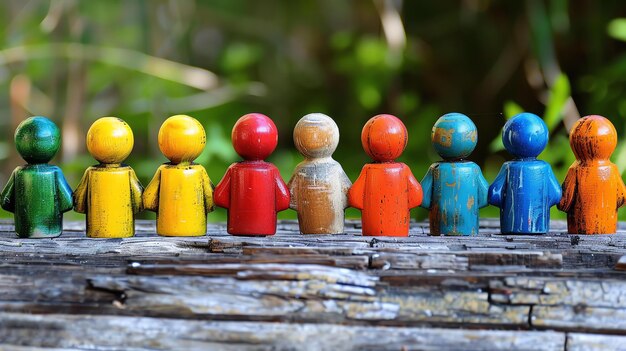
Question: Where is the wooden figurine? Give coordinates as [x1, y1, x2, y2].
[73, 117, 143, 238]
[421, 113, 488, 236]
[557, 115, 626, 234]
[214, 113, 290, 235]
[143, 115, 214, 236]
[0, 116, 73, 238]
[348, 114, 422, 236]
[288, 113, 351, 234]
[489, 113, 561, 234]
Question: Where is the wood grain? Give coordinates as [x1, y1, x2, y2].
[0, 219, 626, 349]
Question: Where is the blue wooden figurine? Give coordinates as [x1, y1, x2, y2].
[488, 113, 561, 234]
[421, 113, 488, 236]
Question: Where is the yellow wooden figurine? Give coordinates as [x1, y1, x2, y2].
[143, 115, 214, 236]
[74, 117, 143, 238]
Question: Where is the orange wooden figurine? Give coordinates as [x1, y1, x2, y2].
[348, 114, 423, 236]
[558, 115, 626, 234]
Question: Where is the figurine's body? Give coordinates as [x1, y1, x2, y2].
[74, 117, 143, 238]
[143, 115, 214, 236]
[288, 114, 351, 234]
[214, 113, 290, 235]
[558, 115, 625, 234]
[0, 117, 73, 238]
[489, 113, 561, 234]
[421, 113, 488, 236]
[348, 114, 422, 236]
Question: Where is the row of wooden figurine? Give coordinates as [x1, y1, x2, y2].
[0, 112, 621, 238]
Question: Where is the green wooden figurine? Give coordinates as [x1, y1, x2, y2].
[0, 117, 73, 238]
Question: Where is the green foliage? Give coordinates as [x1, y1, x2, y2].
[544, 74, 570, 131]
[607, 18, 626, 42]
[0, 0, 625, 223]
[489, 101, 522, 153]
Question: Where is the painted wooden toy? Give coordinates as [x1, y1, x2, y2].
[73, 117, 143, 238]
[488, 113, 561, 234]
[0, 117, 73, 238]
[143, 115, 214, 236]
[214, 113, 290, 235]
[421, 113, 488, 236]
[348, 114, 422, 236]
[557, 115, 626, 234]
[288, 113, 351, 234]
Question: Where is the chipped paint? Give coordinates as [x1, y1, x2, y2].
[557, 116, 625, 234]
[421, 162, 488, 236]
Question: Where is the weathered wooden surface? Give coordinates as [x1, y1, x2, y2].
[2, 219, 626, 350]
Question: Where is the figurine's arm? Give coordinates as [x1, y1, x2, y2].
[419, 165, 434, 209]
[274, 168, 290, 212]
[201, 167, 215, 214]
[213, 166, 232, 209]
[475, 164, 490, 209]
[0, 168, 17, 213]
[557, 167, 577, 212]
[53, 166, 74, 213]
[347, 167, 367, 210]
[287, 167, 300, 211]
[340, 166, 352, 209]
[614, 165, 626, 209]
[142, 167, 161, 212]
[73, 168, 91, 214]
[129, 168, 144, 214]
[406, 165, 423, 209]
[488, 165, 507, 208]
[546, 163, 562, 208]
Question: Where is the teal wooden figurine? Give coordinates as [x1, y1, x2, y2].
[420, 113, 488, 236]
[488, 113, 561, 234]
[0, 117, 73, 238]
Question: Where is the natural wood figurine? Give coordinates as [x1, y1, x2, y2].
[489, 113, 561, 234]
[143, 115, 214, 236]
[421, 113, 488, 236]
[558, 115, 626, 234]
[288, 113, 351, 234]
[0, 116, 73, 238]
[214, 113, 290, 235]
[348, 114, 423, 236]
[73, 117, 143, 238]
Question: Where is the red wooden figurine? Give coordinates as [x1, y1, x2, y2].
[348, 114, 423, 236]
[214, 113, 290, 235]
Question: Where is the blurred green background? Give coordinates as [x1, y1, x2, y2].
[1, 0, 626, 222]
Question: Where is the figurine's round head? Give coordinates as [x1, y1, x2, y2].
[14, 116, 61, 164]
[86, 117, 134, 164]
[293, 113, 339, 159]
[361, 114, 407, 162]
[158, 115, 206, 164]
[502, 113, 549, 158]
[232, 113, 278, 161]
[431, 113, 477, 160]
[569, 115, 617, 161]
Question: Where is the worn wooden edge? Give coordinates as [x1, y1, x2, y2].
[0, 312, 566, 351]
[1, 311, 623, 350]
[1, 219, 626, 349]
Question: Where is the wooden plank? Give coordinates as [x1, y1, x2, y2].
[533, 306, 626, 334]
[0, 312, 566, 351]
[567, 333, 626, 351]
[1, 219, 626, 348]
